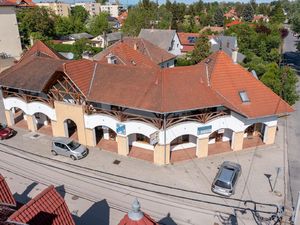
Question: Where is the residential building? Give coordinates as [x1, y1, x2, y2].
[226, 20, 243, 28]
[253, 14, 270, 23]
[224, 8, 239, 20]
[0, 41, 293, 165]
[178, 33, 245, 63]
[36, 2, 70, 17]
[73, 2, 101, 16]
[139, 29, 183, 56]
[0, 0, 22, 72]
[13, 0, 35, 8]
[91, 32, 122, 48]
[100, 3, 122, 18]
[0, 174, 75, 225]
[93, 37, 176, 68]
[117, 11, 128, 27]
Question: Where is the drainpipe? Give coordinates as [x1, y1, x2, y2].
[163, 113, 166, 165]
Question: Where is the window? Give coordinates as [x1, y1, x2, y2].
[239, 91, 250, 103]
[136, 134, 150, 143]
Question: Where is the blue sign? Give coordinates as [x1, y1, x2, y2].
[197, 125, 212, 135]
[116, 123, 126, 135]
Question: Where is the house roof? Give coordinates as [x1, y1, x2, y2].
[0, 175, 16, 206]
[92, 42, 158, 68]
[0, 0, 16, 6]
[7, 185, 75, 225]
[63, 33, 93, 41]
[0, 41, 293, 118]
[226, 20, 243, 28]
[121, 37, 175, 64]
[138, 29, 176, 51]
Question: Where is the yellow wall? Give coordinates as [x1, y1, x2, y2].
[26, 115, 37, 132]
[232, 131, 244, 151]
[116, 135, 129, 156]
[154, 144, 170, 165]
[264, 126, 277, 145]
[5, 110, 14, 126]
[85, 128, 95, 147]
[51, 101, 87, 145]
[196, 137, 209, 158]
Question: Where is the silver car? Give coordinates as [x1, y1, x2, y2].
[51, 137, 88, 160]
[211, 161, 241, 197]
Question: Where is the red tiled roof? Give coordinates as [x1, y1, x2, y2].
[122, 37, 176, 64]
[119, 213, 158, 225]
[178, 33, 213, 53]
[182, 45, 195, 52]
[0, 175, 16, 206]
[117, 11, 128, 25]
[226, 20, 243, 28]
[93, 42, 158, 68]
[209, 51, 294, 118]
[8, 185, 75, 225]
[0, 0, 16, 6]
[19, 40, 65, 63]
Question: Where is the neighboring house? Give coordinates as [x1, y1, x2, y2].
[36, 2, 70, 17]
[224, 8, 239, 20]
[0, 0, 22, 65]
[0, 174, 75, 225]
[178, 33, 245, 63]
[253, 14, 269, 23]
[107, 16, 121, 29]
[91, 32, 122, 48]
[0, 40, 293, 165]
[60, 32, 94, 45]
[138, 29, 183, 56]
[13, 0, 35, 7]
[200, 26, 224, 34]
[117, 11, 127, 27]
[93, 37, 176, 68]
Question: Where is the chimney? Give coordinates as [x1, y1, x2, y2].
[133, 43, 137, 50]
[106, 53, 116, 64]
[232, 48, 238, 64]
[205, 58, 211, 87]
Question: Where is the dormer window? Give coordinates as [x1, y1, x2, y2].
[239, 91, 250, 103]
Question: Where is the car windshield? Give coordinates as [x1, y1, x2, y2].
[67, 141, 80, 150]
[215, 180, 231, 189]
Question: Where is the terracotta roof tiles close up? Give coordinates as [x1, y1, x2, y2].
[0, 175, 16, 206]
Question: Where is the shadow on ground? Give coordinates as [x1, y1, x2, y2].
[13, 181, 38, 204]
[73, 199, 110, 225]
[158, 213, 177, 225]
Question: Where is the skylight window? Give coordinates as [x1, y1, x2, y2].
[239, 91, 250, 103]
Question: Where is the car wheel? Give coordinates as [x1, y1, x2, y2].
[70, 155, 76, 160]
[51, 150, 57, 156]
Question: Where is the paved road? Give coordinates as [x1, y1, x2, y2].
[282, 25, 300, 209]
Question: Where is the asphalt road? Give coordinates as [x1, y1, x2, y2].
[282, 25, 300, 209]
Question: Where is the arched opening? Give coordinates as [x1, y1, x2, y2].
[208, 128, 233, 155]
[128, 133, 154, 162]
[94, 126, 117, 153]
[64, 119, 78, 140]
[170, 135, 197, 163]
[243, 123, 265, 148]
[11, 107, 27, 129]
[34, 112, 52, 135]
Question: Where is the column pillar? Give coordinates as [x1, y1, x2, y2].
[85, 128, 96, 147]
[103, 127, 110, 140]
[26, 114, 37, 132]
[196, 137, 209, 158]
[154, 144, 170, 166]
[231, 131, 244, 151]
[117, 135, 129, 156]
[263, 126, 277, 145]
[4, 110, 14, 126]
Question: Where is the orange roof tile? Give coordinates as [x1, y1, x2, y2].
[0, 174, 16, 206]
[119, 214, 158, 225]
[209, 51, 294, 118]
[226, 20, 243, 28]
[8, 185, 75, 225]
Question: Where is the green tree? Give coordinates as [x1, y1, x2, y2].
[190, 35, 211, 63]
[214, 8, 224, 26]
[54, 17, 74, 37]
[270, 2, 285, 24]
[87, 13, 109, 36]
[261, 63, 282, 95]
[17, 7, 56, 45]
[96, 0, 108, 3]
[241, 4, 254, 22]
[291, 12, 300, 34]
[71, 6, 89, 24]
[280, 66, 299, 105]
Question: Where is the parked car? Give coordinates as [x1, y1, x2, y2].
[0, 124, 15, 140]
[211, 161, 241, 197]
[51, 137, 88, 160]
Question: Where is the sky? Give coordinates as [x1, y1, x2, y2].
[119, 0, 274, 5]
